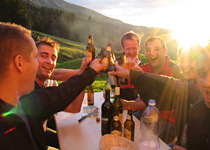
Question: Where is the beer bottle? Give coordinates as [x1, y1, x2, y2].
[86, 35, 95, 61]
[112, 87, 123, 124]
[120, 52, 128, 85]
[97, 48, 105, 59]
[110, 111, 122, 136]
[101, 43, 112, 72]
[87, 85, 94, 105]
[124, 109, 135, 141]
[101, 89, 112, 135]
[108, 53, 119, 89]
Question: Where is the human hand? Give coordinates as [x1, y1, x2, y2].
[108, 63, 130, 79]
[133, 65, 143, 71]
[90, 58, 108, 73]
[78, 56, 91, 75]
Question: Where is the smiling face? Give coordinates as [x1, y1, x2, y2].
[197, 52, 210, 108]
[36, 44, 58, 83]
[145, 39, 167, 71]
[122, 39, 140, 59]
[179, 49, 197, 80]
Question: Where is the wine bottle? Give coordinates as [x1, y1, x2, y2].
[110, 111, 122, 136]
[101, 89, 112, 135]
[112, 87, 123, 124]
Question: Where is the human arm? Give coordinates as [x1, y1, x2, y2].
[120, 99, 147, 111]
[50, 57, 91, 81]
[50, 69, 79, 81]
[109, 63, 189, 144]
[64, 89, 85, 113]
[21, 58, 108, 120]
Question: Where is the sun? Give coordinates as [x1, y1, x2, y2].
[168, 0, 210, 48]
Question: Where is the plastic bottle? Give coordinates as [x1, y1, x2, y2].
[139, 99, 160, 150]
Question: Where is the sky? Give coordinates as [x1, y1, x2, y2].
[65, 0, 210, 46]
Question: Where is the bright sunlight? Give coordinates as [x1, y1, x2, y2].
[169, 0, 210, 48]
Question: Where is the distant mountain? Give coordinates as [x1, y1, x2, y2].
[26, 0, 124, 25]
[24, 0, 178, 59]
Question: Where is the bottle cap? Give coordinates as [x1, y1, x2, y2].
[148, 99, 156, 106]
[115, 87, 120, 95]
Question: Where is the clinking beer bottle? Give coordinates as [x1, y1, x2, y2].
[120, 52, 128, 85]
[124, 109, 135, 141]
[110, 111, 122, 136]
[87, 85, 94, 105]
[86, 35, 95, 61]
[101, 89, 112, 135]
[101, 43, 112, 72]
[97, 48, 105, 59]
[112, 87, 123, 124]
[108, 52, 119, 89]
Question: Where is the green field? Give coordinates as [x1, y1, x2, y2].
[32, 30, 147, 92]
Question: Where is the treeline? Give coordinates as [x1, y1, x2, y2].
[0, 0, 178, 59]
[0, 0, 80, 40]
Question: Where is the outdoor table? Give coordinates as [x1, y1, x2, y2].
[55, 92, 171, 150]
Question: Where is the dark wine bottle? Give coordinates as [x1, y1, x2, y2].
[101, 89, 112, 135]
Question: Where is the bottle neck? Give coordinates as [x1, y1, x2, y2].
[127, 110, 133, 120]
[105, 89, 110, 102]
[88, 35, 93, 44]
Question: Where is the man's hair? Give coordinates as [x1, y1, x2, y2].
[36, 37, 60, 53]
[121, 31, 141, 47]
[0, 22, 32, 77]
[145, 36, 166, 49]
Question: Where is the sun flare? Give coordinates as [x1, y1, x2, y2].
[169, 0, 210, 48]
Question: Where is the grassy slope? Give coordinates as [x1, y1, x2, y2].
[32, 30, 148, 92]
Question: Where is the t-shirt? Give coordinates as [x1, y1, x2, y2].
[187, 100, 210, 150]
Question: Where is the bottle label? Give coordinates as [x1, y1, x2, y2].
[102, 118, 109, 134]
[113, 116, 119, 121]
[86, 51, 92, 60]
[124, 128, 132, 140]
[111, 130, 121, 136]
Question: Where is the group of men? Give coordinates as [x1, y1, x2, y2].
[0, 21, 209, 150]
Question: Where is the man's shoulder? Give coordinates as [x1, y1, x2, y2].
[169, 60, 179, 69]
[169, 61, 184, 80]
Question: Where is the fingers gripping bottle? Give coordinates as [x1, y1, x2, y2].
[139, 99, 160, 150]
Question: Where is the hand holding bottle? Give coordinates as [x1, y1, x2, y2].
[78, 56, 91, 75]
[108, 63, 130, 79]
[90, 58, 108, 73]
